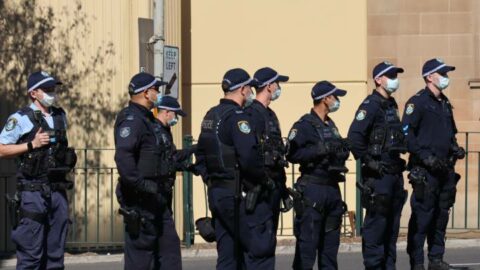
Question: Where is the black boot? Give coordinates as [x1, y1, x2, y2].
[412, 264, 425, 270]
[428, 259, 469, 270]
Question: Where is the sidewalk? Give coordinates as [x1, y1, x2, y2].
[2, 238, 480, 267]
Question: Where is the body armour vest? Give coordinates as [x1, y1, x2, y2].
[197, 105, 237, 180]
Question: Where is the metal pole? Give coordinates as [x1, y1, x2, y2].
[153, 0, 165, 81]
[465, 132, 469, 228]
[182, 135, 193, 247]
[355, 159, 363, 236]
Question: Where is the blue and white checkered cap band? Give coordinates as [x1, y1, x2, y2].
[28, 77, 55, 92]
[133, 78, 159, 94]
[422, 64, 446, 77]
[374, 65, 396, 79]
[157, 105, 180, 111]
[224, 78, 253, 91]
[313, 88, 338, 101]
[257, 74, 279, 88]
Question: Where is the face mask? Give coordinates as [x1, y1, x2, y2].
[149, 91, 163, 107]
[245, 92, 255, 107]
[271, 87, 281, 101]
[168, 116, 178, 127]
[39, 92, 56, 107]
[435, 75, 450, 90]
[328, 99, 340, 113]
[384, 78, 399, 93]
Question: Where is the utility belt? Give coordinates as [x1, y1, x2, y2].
[17, 181, 73, 193]
[382, 161, 406, 174]
[298, 174, 340, 186]
[287, 186, 324, 217]
[207, 179, 237, 191]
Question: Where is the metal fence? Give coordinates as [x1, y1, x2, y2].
[1, 132, 480, 253]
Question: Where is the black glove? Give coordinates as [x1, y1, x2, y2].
[139, 179, 158, 194]
[280, 196, 294, 213]
[317, 142, 329, 156]
[175, 146, 196, 163]
[423, 155, 447, 172]
[452, 145, 466, 160]
[363, 156, 384, 175]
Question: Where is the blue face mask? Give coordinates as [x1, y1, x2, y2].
[271, 87, 281, 101]
[153, 93, 163, 107]
[436, 75, 450, 90]
[168, 116, 178, 127]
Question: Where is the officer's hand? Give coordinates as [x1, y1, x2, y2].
[453, 145, 466, 160]
[365, 158, 384, 175]
[317, 142, 329, 156]
[32, 128, 50, 149]
[280, 196, 294, 212]
[423, 155, 446, 172]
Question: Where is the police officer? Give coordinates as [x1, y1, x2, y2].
[154, 96, 195, 212]
[114, 72, 181, 270]
[246, 67, 293, 233]
[347, 61, 408, 270]
[403, 59, 465, 270]
[0, 71, 76, 269]
[286, 81, 349, 270]
[196, 68, 276, 270]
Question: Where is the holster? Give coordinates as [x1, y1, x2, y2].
[408, 167, 427, 201]
[5, 193, 20, 229]
[119, 208, 143, 238]
[245, 185, 262, 213]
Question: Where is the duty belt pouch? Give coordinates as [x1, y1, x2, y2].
[5, 193, 20, 229]
[20, 151, 48, 178]
[245, 185, 261, 213]
[119, 208, 142, 238]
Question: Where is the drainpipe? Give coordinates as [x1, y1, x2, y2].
[152, 0, 165, 82]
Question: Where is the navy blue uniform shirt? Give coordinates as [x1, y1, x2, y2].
[402, 87, 457, 160]
[348, 90, 403, 163]
[114, 102, 160, 190]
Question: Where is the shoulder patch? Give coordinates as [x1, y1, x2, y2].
[5, 117, 18, 131]
[237, 120, 251, 134]
[119, 127, 131, 138]
[406, 104, 415, 115]
[362, 99, 370, 104]
[288, 129, 297, 140]
[356, 110, 367, 121]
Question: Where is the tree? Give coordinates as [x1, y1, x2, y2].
[0, 0, 119, 148]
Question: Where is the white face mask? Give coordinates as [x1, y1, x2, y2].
[245, 92, 255, 107]
[384, 78, 399, 93]
[271, 87, 281, 101]
[39, 92, 56, 107]
[168, 116, 178, 127]
[328, 99, 340, 113]
[435, 75, 450, 90]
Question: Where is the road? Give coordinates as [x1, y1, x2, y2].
[3, 247, 480, 269]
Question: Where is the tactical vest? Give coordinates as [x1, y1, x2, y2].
[301, 114, 349, 174]
[367, 96, 407, 158]
[250, 102, 287, 168]
[118, 109, 174, 180]
[17, 106, 76, 180]
[197, 105, 237, 180]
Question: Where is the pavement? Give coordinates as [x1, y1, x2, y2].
[2, 238, 480, 269]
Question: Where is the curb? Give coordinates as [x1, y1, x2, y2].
[1, 238, 480, 267]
